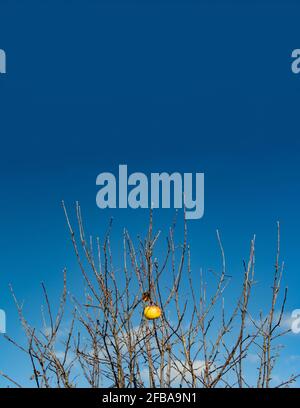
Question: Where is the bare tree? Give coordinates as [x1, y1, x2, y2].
[1, 204, 298, 388]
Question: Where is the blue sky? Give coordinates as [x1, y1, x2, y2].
[0, 0, 300, 387]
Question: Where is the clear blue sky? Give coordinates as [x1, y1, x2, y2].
[0, 0, 300, 387]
